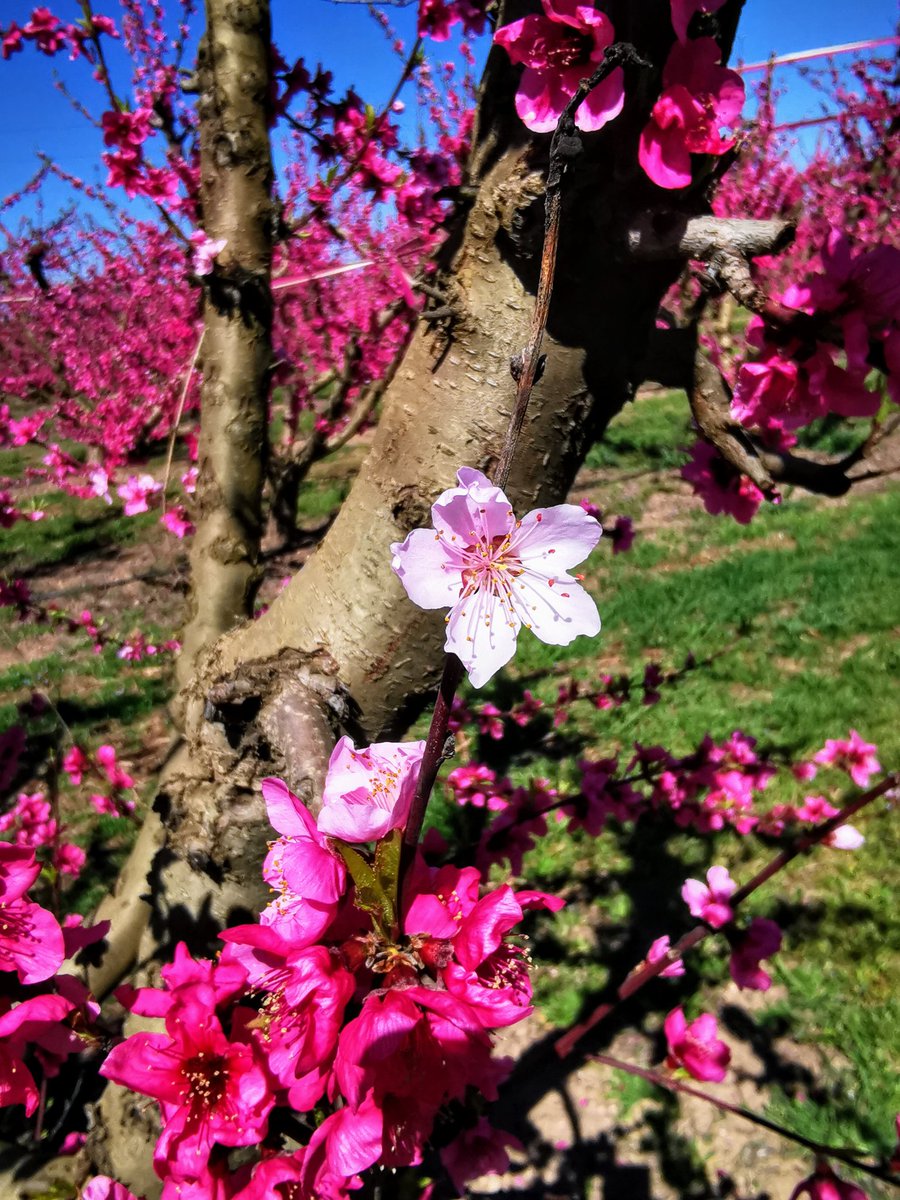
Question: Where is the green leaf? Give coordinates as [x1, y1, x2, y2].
[333, 840, 394, 932]
[374, 827, 403, 927]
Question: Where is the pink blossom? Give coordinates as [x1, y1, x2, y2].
[317, 736, 426, 843]
[259, 777, 346, 941]
[824, 825, 865, 851]
[391, 467, 601, 687]
[81, 1179, 139, 1200]
[0, 844, 65, 983]
[646, 934, 685, 978]
[100, 985, 273, 1184]
[334, 986, 502, 1167]
[610, 515, 635, 554]
[664, 1007, 731, 1082]
[0, 993, 78, 1114]
[493, 0, 624, 135]
[88, 467, 113, 503]
[189, 231, 228, 276]
[62, 744, 90, 785]
[220, 926, 354, 1110]
[681, 865, 736, 928]
[55, 842, 86, 877]
[442, 886, 534, 1027]
[639, 39, 744, 189]
[729, 917, 782, 990]
[23, 7, 67, 54]
[813, 730, 881, 787]
[682, 440, 765, 524]
[670, 0, 727, 41]
[116, 473, 161, 516]
[789, 1166, 869, 1200]
[417, 0, 488, 41]
[161, 506, 194, 538]
[1, 23, 24, 59]
[441, 1117, 523, 1193]
[96, 744, 134, 789]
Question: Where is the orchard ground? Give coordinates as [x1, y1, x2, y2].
[1, 390, 898, 1199]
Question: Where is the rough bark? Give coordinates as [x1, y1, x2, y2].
[175, 0, 274, 689]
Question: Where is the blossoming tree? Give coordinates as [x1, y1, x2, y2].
[0, 0, 898, 1196]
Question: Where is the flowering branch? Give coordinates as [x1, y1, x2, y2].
[400, 43, 643, 882]
[555, 770, 899, 1058]
[591, 1052, 900, 1187]
[690, 350, 896, 499]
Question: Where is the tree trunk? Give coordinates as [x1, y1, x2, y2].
[84, 2, 752, 1191]
[175, 0, 274, 690]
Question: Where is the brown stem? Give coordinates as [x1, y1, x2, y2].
[591, 1052, 900, 1188]
[555, 771, 899, 1058]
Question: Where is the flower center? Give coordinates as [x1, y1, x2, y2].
[460, 534, 523, 597]
[182, 1051, 228, 1108]
[542, 29, 594, 71]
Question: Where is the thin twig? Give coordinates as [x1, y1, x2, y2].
[162, 329, 204, 513]
[555, 771, 899, 1058]
[591, 1052, 900, 1188]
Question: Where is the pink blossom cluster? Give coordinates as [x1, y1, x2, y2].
[1, 7, 118, 62]
[492, 0, 744, 192]
[681, 439, 768, 525]
[417, 0, 490, 42]
[63, 743, 138, 819]
[732, 234, 900, 432]
[437, 718, 881, 878]
[0, 791, 85, 879]
[0, 575, 177, 662]
[99, 739, 560, 1197]
[0, 845, 106, 1118]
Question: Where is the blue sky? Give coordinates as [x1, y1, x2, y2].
[1, 0, 897, 229]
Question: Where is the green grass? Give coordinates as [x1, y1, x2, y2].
[585, 389, 693, 471]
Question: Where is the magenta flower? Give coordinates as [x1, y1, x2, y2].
[116, 473, 161, 516]
[443, 886, 534, 1027]
[729, 917, 782, 991]
[220, 926, 354, 1110]
[100, 985, 273, 1184]
[391, 467, 601, 687]
[681, 865, 736, 929]
[682, 440, 765, 525]
[81, 1179, 139, 1200]
[0, 843, 65, 984]
[790, 1165, 869, 1200]
[259, 776, 346, 943]
[441, 1117, 523, 1193]
[639, 38, 744, 190]
[0, 993, 78, 1115]
[646, 934, 685, 978]
[813, 730, 881, 788]
[492, 0, 624, 134]
[317, 736, 426, 843]
[664, 1006, 731, 1082]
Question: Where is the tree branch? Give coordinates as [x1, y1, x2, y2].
[689, 352, 896, 499]
[627, 215, 795, 262]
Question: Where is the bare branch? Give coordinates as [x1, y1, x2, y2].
[628, 214, 795, 262]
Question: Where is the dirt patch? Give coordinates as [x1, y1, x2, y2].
[472, 985, 823, 1200]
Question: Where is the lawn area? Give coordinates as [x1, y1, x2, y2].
[1, 392, 897, 1195]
